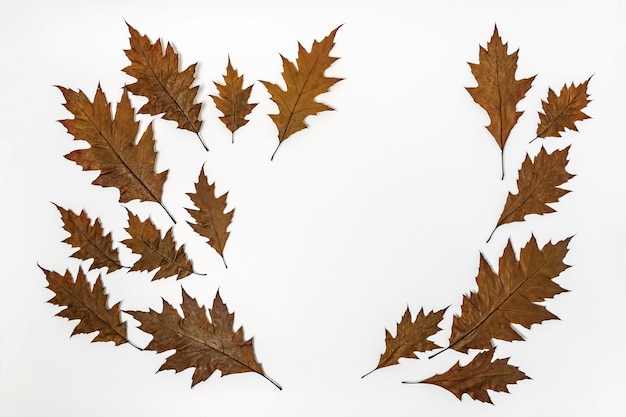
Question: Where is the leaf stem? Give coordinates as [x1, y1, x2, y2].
[270, 143, 281, 161]
[529, 136, 539, 144]
[159, 202, 176, 223]
[486, 225, 497, 243]
[361, 368, 377, 379]
[196, 132, 209, 152]
[500, 149, 505, 180]
[261, 372, 283, 390]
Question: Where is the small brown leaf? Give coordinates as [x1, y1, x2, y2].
[55, 203, 122, 272]
[418, 349, 529, 403]
[42, 266, 128, 345]
[536, 77, 591, 139]
[128, 289, 279, 388]
[123, 23, 206, 150]
[186, 170, 233, 268]
[260, 25, 343, 160]
[210, 57, 257, 142]
[123, 212, 196, 280]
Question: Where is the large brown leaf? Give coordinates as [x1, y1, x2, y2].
[55, 203, 122, 272]
[186, 170, 233, 268]
[466, 26, 535, 178]
[260, 26, 343, 160]
[490, 146, 573, 240]
[536, 77, 591, 139]
[210, 58, 256, 142]
[448, 236, 570, 353]
[417, 349, 529, 403]
[128, 289, 280, 388]
[58, 85, 172, 222]
[364, 306, 446, 377]
[123, 24, 206, 150]
[123, 212, 196, 280]
[42, 267, 128, 345]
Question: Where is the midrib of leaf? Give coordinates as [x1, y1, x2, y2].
[138, 235, 194, 276]
[67, 214, 124, 269]
[536, 90, 582, 139]
[196, 190, 228, 268]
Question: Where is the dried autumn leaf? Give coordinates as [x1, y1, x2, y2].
[535, 77, 592, 140]
[210, 57, 257, 143]
[128, 288, 280, 388]
[41, 266, 128, 345]
[123, 212, 197, 280]
[260, 25, 343, 160]
[416, 349, 529, 403]
[58, 85, 173, 222]
[448, 236, 570, 353]
[54, 203, 122, 272]
[123, 23, 206, 150]
[466, 26, 535, 178]
[186, 170, 233, 268]
[363, 306, 446, 377]
[490, 146, 573, 240]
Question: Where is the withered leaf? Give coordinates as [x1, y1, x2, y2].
[365, 307, 446, 376]
[55, 203, 122, 272]
[466, 26, 535, 177]
[123, 23, 206, 150]
[417, 349, 529, 403]
[123, 212, 196, 280]
[186, 170, 233, 268]
[42, 266, 128, 345]
[260, 26, 343, 160]
[210, 58, 257, 142]
[129, 289, 280, 388]
[58, 86, 172, 222]
[536, 77, 591, 139]
[449, 236, 570, 353]
[491, 146, 573, 239]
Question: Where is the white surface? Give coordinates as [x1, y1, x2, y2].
[1, 0, 624, 415]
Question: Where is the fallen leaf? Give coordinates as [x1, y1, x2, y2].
[186, 169, 233, 268]
[58, 86, 172, 222]
[536, 77, 592, 139]
[490, 146, 573, 240]
[128, 289, 280, 388]
[417, 349, 529, 403]
[466, 26, 535, 178]
[55, 203, 122, 272]
[123, 212, 196, 280]
[123, 23, 206, 150]
[448, 236, 570, 353]
[210, 57, 257, 142]
[260, 25, 343, 160]
[42, 266, 128, 345]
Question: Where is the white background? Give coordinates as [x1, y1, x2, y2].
[1, 0, 624, 415]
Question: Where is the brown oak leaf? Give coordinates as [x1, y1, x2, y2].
[42, 266, 128, 345]
[128, 289, 280, 388]
[490, 146, 573, 240]
[55, 203, 122, 272]
[536, 77, 592, 139]
[123, 23, 206, 150]
[466, 26, 535, 178]
[260, 25, 343, 160]
[123, 212, 196, 280]
[58, 85, 172, 222]
[210, 58, 257, 143]
[448, 236, 570, 353]
[417, 349, 529, 403]
[186, 169, 233, 268]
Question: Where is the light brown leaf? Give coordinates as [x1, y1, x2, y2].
[42, 266, 128, 345]
[58, 85, 173, 222]
[536, 77, 591, 139]
[366, 307, 446, 376]
[491, 146, 573, 239]
[123, 23, 206, 150]
[55, 203, 122, 272]
[128, 289, 279, 388]
[418, 349, 529, 403]
[448, 236, 570, 353]
[210, 58, 257, 142]
[466, 26, 535, 177]
[123, 212, 196, 280]
[186, 170, 233, 268]
[260, 26, 343, 160]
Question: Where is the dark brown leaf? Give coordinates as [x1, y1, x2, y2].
[536, 77, 591, 139]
